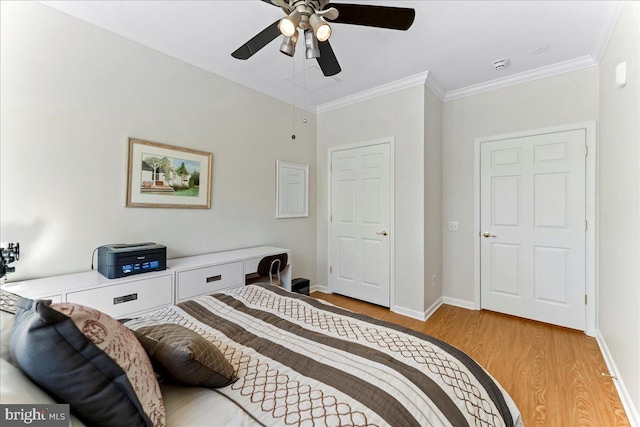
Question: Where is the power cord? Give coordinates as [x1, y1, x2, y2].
[90, 247, 100, 271]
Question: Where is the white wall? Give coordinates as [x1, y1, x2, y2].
[317, 86, 426, 314]
[424, 87, 443, 311]
[0, 2, 317, 283]
[442, 67, 599, 304]
[598, 1, 640, 422]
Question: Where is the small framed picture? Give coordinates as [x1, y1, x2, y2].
[126, 138, 212, 209]
[276, 160, 309, 218]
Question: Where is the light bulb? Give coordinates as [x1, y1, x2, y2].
[310, 14, 331, 42]
[315, 23, 331, 42]
[279, 18, 297, 37]
[279, 10, 301, 38]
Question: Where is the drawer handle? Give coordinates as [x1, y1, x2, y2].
[206, 275, 222, 283]
[114, 293, 138, 304]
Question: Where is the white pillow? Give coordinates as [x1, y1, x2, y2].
[0, 358, 86, 426]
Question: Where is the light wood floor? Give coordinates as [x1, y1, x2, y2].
[311, 292, 630, 427]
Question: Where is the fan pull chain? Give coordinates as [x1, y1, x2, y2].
[291, 49, 297, 141]
[299, 49, 308, 130]
[302, 55, 308, 126]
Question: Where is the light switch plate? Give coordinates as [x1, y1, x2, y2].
[616, 62, 627, 88]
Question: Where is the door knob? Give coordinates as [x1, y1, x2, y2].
[482, 232, 497, 238]
[376, 231, 389, 236]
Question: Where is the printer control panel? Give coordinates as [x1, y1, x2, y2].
[122, 260, 161, 275]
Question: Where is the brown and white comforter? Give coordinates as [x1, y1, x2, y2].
[126, 284, 523, 427]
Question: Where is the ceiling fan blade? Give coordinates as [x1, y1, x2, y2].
[259, 0, 279, 7]
[317, 40, 341, 76]
[231, 20, 281, 60]
[327, 3, 415, 30]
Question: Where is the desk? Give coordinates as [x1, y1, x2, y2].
[168, 246, 291, 301]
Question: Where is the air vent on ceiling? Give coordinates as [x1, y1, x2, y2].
[493, 58, 510, 70]
[284, 66, 342, 93]
[532, 45, 551, 55]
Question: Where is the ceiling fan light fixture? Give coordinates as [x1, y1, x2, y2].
[279, 10, 301, 38]
[279, 30, 299, 57]
[231, 2, 417, 78]
[304, 30, 320, 59]
[310, 13, 331, 42]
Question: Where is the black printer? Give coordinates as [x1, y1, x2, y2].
[97, 243, 166, 279]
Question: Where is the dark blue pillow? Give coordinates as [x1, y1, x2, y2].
[10, 298, 155, 427]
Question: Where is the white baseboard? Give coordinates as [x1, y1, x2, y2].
[442, 296, 476, 310]
[424, 297, 443, 320]
[310, 284, 330, 294]
[311, 286, 444, 322]
[392, 305, 427, 321]
[393, 297, 443, 322]
[596, 330, 640, 427]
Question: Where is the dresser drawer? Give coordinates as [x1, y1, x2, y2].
[176, 261, 243, 301]
[66, 275, 172, 318]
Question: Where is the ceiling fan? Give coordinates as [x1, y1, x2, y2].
[231, 0, 416, 77]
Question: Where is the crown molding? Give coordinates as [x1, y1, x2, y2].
[592, 1, 625, 63]
[315, 50, 599, 110]
[444, 55, 598, 102]
[316, 71, 432, 114]
[425, 72, 446, 101]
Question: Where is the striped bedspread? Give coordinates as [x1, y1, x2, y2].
[126, 284, 523, 427]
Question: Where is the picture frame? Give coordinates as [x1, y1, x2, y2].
[126, 138, 212, 209]
[276, 160, 309, 218]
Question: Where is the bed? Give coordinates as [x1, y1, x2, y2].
[1, 284, 523, 426]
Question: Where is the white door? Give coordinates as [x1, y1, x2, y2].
[480, 129, 586, 330]
[330, 142, 391, 307]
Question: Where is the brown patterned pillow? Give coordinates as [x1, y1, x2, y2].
[51, 303, 166, 426]
[133, 324, 236, 388]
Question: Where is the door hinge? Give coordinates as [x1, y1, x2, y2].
[330, 163, 333, 171]
[585, 220, 588, 231]
[329, 266, 332, 274]
[585, 294, 588, 305]
[330, 215, 333, 223]
[585, 145, 589, 156]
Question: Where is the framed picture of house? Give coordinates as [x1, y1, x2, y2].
[126, 138, 212, 208]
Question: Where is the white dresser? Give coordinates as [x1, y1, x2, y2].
[2, 246, 291, 318]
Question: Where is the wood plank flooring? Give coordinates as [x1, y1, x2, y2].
[311, 292, 630, 426]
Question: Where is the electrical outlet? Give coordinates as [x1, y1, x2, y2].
[448, 221, 459, 232]
[432, 274, 436, 287]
